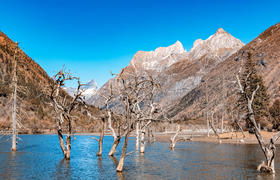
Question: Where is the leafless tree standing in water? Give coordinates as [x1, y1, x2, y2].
[11, 43, 19, 151]
[114, 67, 159, 172]
[236, 52, 278, 173]
[49, 68, 86, 160]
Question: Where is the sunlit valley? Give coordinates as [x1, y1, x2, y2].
[0, 1, 280, 179]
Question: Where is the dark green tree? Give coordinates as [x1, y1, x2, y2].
[269, 99, 280, 129]
[238, 52, 270, 128]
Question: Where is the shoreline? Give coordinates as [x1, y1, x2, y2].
[154, 130, 280, 145]
[3, 130, 279, 145]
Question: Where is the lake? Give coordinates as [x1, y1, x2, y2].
[0, 135, 278, 180]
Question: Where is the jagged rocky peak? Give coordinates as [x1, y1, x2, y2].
[192, 39, 204, 48]
[83, 79, 98, 90]
[154, 40, 185, 56]
[189, 28, 244, 61]
[130, 41, 188, 71]
[216, 28, 227, 34]
[64, 79, 98, 101]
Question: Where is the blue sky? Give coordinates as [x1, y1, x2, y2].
[0, 0, 279, 87]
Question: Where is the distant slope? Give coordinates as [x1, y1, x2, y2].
[89, 28, 244, 116]
[0, 31, 102, 133]
[166, 23, 280, 126]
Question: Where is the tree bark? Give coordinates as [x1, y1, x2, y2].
[57, 114, 71, 160]
[57, 128, 66, 156]
[116, 131, 130, 172]
[108, 136, 121, 156]
[65, 133, 71, 160]
[97, 119, 105, 156]
[11, 48, 17, 152]
[238, 82, 278, 173]
[170, 125, 181, 150]
[221, 113, 224, 134]
[107, 111, 121, 156]
[135, 122, 139, 150]
[65, 115, 72, 160]
[140, 120, 151, 153]
[210, 112, 221, 144]
[140, 129, 145, 153]
[235, 120, 245, 140]
[147, 129, 153, 143]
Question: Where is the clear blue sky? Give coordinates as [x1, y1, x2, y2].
[0, 0, 279, 87]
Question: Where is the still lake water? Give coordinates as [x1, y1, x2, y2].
[0, 135, 279, 180]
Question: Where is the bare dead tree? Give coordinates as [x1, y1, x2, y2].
[227, 96, 246, 142]
[139, 120, 151, 153]
[221, 74, 226, 133]
[91, 117, 106, 156]
[49, 68, 86, 160]
[205, 77, 210, 137]
[138, 102, 160, 153]
[147, 128, 154, 143]
[135, 121, 140, 150]
[11, 42, 19, 151]
[98, 79, 123, 157]
[236, 66, 280, 173]
[170, 125, 183, 150]
[107, 112, 122, 156]
[234, 113, 246, 142]
[114, 67, 160, 172]
[209, 111, 221, 144]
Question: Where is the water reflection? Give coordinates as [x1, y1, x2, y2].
[109, 155, 119, 168]
[0, 135, 280, 180]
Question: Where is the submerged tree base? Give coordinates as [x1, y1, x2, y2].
[257, 161, 275, 174]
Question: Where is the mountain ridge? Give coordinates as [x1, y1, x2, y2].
[89, 28, 245, 114]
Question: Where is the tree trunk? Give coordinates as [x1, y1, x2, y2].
[11, 50, 17, 152]
[246, 86, 277, 173]
[140, 129, 145, 153]
[65, 117, 72, 160]
[65, 133, 71, 160]
[57, 114, 71, 160]
[97, 119, 105, 156]
[147, 129, 153, 143]
[221, 114, 224, 134]
[236, 69, 279, 174]
[57, 128, 66, 156]
[116, 131, 129, 172]
[57, 114, 67, 158]
[235, 120, 245, 140]
[107, 111, 120, 156]
[135, 122, 139, 150]
[170, 125, 181, 150]
[108, 136, 121, 156]
[206, 112, 210, 137]
[210, 113, 221, 144]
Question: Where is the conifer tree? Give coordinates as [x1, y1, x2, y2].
[269, 99, 280, 128]
[238, 52, 270, 128]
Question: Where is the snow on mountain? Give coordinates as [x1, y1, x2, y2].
[90, 28, 245, 111]
[130, 40, 188, 71]
[64, 79, 98, 101]
[189, 28, 244, 61]
[129, 28, 243, 73]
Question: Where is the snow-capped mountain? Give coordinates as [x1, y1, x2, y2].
[130, 40, 188, 71]
[82, 80, 98, 100]
[90, 28, 245, 113]
[129, 28, 243, 73]
[189, 28, 244, 61]
[64, 79, 98, 101]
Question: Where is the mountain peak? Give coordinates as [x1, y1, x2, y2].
[130, 41, 187, 71]
[189, 28, 244, 60]
[215, 28, 227, 34]
[64, 79, 98, 100]
[154, 40, 186, 56]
